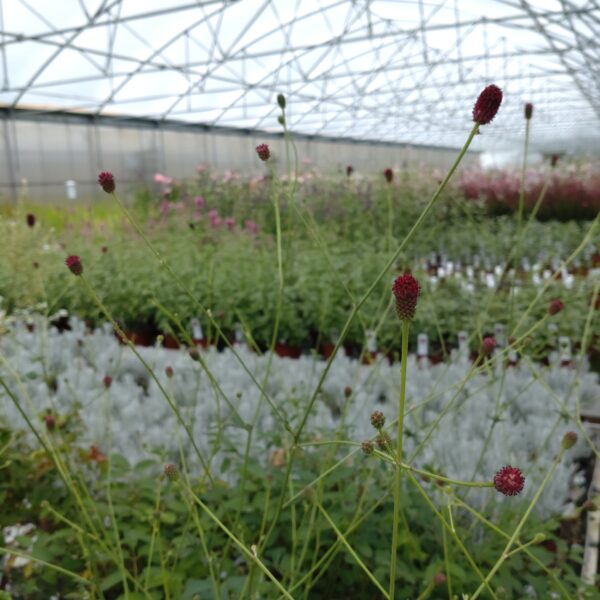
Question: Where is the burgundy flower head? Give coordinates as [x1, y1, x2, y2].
[494, 465, 525, 496]
[26, 213, 36, 228]
[548, 299, 564, 316]
[44, 414, 56, 431]
[472, 84, 503, 125]
[480, 336, 497, 356]
[551, 154, 559, 167]
[524, 102, 533, 120]
[346, 165, 354, 176]
[383, 168, 393, 183]
[256, 144, 270, 161]
[392, 273, 420, 321]
[98, 171, 115, 194]
[165, 366, 174, 378]
[65, 255, 83, 276]
[103, 375, 112, 389]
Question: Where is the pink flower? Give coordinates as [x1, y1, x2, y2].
[224, 217, 236, 231]
[153, 173, 173, 185]
[245, 220, 259, 235]
[194, 196, 205, 210]
[196, 164, 206, 173]
[208, 209, 222, 228]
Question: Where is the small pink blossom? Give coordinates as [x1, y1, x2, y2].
[224, 217, 236, 231]
[208, 209, 222, 228]
[194, 196, 205, 210]
[153, 173, 173, 185]
[245, 220, 258, 235]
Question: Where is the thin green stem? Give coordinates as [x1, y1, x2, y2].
[442, 505, 453, 599]
[0, 546, 90, 585]
[294, 122, 480, 441]
[316, 500, 390, 599]
[517, 118, 530, 229]
[386, 184, 394, 252]
[390, 318, 409, 599]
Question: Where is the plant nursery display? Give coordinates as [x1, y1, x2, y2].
[0, 83, 599, 600]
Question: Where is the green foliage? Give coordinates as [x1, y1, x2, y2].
[0, 425, 590, 599]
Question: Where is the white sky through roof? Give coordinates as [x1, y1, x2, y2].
[0, 0, 598, 154]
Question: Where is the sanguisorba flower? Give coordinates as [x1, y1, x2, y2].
[493, 465, 525, 496]
[384, 168, 393, 183]
[65, 255, 83, 276]
[548, 299, 564, 315]
[479, 336, 497, 356]
[346, 165, 354, 177]
[524, 102, 533, 120]
[98, 171, 115, 193]
[26, 213, 36, 228]
[472, 84, 503, 125]
[256, 144, 270, 161]
[392, 273, 420, 321]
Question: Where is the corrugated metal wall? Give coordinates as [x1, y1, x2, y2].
[0, 112, 479, 202]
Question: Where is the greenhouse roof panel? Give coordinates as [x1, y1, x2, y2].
[0, 0, 598, 152]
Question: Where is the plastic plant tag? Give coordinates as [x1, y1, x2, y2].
[417, 333, 429, 357]
[494, 324, 506, 348]
[366, 329, 377, 353]
[190, 318, 203, 340]
[558, 336, 572, 364]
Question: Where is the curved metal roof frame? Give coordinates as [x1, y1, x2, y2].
[0, 0, 598, 153]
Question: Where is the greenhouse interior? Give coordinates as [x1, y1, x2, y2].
[0, 1, 599, 598]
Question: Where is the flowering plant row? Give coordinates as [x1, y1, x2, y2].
[460, 165, 600, 221]
[0, 214, 597, 362]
